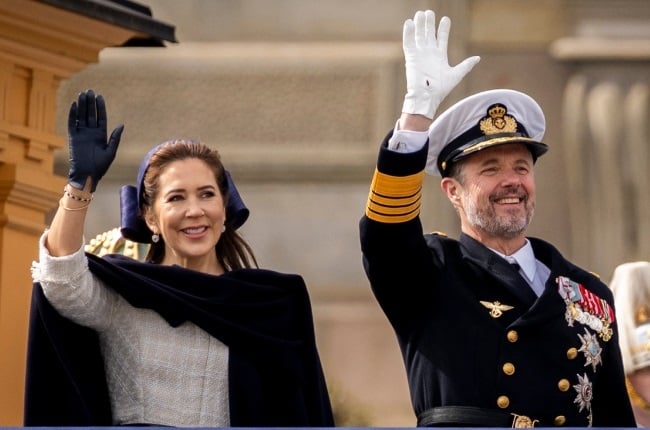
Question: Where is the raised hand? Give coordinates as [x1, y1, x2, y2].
[67, 89, 124, 192]
[402, 10, 480, 119]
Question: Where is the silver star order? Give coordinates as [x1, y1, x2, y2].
[578, 328, 603, 372]
[573, 373, 593, 413]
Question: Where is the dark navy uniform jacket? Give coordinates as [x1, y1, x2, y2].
[359, 134, 635, 427]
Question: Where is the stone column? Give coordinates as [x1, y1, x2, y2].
[552, 36, 650, 279]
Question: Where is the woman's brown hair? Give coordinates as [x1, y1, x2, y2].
[140, 139, 257, 270]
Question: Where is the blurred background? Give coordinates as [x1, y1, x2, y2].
[1, 0, 650, 426]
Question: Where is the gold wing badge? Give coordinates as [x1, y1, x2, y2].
[480, 301, 514, 318]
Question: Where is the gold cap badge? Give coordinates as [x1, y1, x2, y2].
[479, 103, 519, 135]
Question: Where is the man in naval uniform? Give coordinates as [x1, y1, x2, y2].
[359, 9, 635, 427]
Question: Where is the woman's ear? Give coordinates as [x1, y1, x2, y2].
[143, 209, 157, 234]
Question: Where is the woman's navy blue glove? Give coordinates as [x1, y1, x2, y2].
[67, 89, 124, 192]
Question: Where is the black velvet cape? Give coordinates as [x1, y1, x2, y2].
[24, 253, 334, 427]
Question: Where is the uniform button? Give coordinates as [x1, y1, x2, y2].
[554, 415, 566, 426]
[567, 348, 578, 360]
[496, 396, 510, 409]
[558, 379, 570, 391]
[507, 330, 518, 343]
[502, 362, 515, 375]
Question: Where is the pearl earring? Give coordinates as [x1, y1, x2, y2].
[151, 233, 160, 243]
[221, 225, 226, 233]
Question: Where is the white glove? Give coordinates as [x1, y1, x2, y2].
[401, 10, 480, 119]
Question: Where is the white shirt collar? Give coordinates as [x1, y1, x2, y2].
[490, 239, 536, 284]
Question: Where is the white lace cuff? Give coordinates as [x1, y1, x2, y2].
[31, 230, 88, 285]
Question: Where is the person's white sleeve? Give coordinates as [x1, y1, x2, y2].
[31, 230, 115, 330]
[387, 120, 429, 153]
[31, 230, 88, 284]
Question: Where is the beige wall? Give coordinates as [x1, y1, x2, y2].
[54, 0, 650, 425]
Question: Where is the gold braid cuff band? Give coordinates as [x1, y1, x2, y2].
[365, 168, 423, 223]
[64, 184, 93, 203]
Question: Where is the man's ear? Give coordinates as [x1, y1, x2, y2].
[441, 177, 461, 205]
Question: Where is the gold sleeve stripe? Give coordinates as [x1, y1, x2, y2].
[370, 190, 421, 208]
[366, 203, 420, 223]
[370, 169, 423, 196]
[365, 169, 424, 223]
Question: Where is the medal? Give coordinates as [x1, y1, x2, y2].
[573, 373, 593, 413]
[577, 328, 603, 372]
[573, 373, 594, 425]
[557, 276, 614, 341]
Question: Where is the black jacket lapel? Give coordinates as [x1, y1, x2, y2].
[459, 234, 537, 307]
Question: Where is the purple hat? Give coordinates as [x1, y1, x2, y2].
[120, 141, 249, 243]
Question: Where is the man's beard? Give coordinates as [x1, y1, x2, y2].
[462, 191, 534, 239]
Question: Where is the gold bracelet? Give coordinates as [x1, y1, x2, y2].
[64, 184, 93, 203]
[59, 198, 91, 211]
